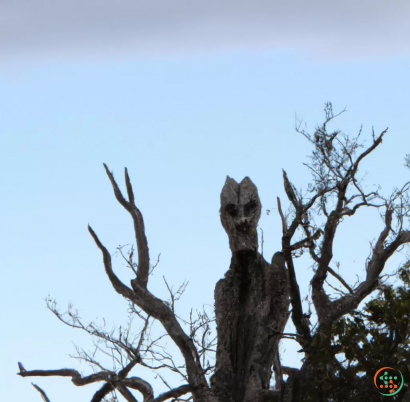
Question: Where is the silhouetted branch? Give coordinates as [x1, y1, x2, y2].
[103, 164, 150, 289]
[31, 383, 50, 402]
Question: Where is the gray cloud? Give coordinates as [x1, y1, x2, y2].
[1, 0, 410, 63]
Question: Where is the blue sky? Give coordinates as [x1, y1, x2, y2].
[2, 2, 410, 401]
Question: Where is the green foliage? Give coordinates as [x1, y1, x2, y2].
[328, 277, 410, 400]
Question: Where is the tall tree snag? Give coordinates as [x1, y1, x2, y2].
[211, 177, 290, 402]
[18, 104, 410, 402]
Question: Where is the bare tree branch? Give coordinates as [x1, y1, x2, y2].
[348, 128, 387, 179]
[122, 376, 154, 399]
[116, 384, 138, 402]
[88, 212, 210, 399]
[151, 384, 192, 402]
[326, 219, 410, 323]
[277, 197, 287, 233]
[103, 164, 150, 289]
[91, 383, 115, 402]
[326, 266, 353, 294]
[18, 363, 111, 386]
[31, 383, 51, 402]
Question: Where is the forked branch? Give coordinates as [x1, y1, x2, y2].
[103, 164, 150, 289]
[88, 225, 207, 394]
[87, 166, 211, 399]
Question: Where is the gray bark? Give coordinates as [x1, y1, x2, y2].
[210, 177, 290, 402]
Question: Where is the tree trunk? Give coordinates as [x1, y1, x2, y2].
[210, 177, 290, 402]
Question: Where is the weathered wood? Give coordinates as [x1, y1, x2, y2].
[211, 177, 290, 402]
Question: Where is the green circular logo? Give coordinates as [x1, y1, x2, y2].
[374, 367, 404, 396]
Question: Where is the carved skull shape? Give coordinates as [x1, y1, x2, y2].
[220, 176, 261, 252]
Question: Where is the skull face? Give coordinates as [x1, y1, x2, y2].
[220, 176, 261, 252]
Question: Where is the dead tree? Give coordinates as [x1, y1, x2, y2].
[18, 103, 410, 402]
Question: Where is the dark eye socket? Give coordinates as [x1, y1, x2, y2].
[225, 203, 237, 217]
[244, 200, 257, 216]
